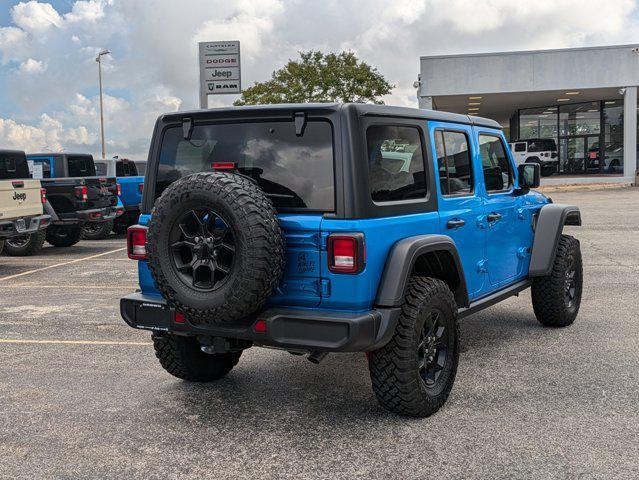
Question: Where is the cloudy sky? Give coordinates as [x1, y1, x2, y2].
[0, 0, 638, 159]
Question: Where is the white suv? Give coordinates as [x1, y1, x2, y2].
[509, 138, 559, 177]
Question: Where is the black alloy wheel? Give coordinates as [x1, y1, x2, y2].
[169, 208, 236, 292]
[417, 309, 450, 389]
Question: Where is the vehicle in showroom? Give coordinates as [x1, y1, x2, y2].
[586, 142, 623, 173]
[95, 156, 144, 235]
[18, 153, 122, 250]
[121, 104, 583, 417]
[0, 149, 50, 256]
[509, 138, 559, 176]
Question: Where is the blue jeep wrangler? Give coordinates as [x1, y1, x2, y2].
[120, 104, 582, 417]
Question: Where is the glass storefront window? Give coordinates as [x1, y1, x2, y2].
[602, 100, 624, 173]
[519, 106, 558, 140]
[518, 99, 626, 176]
[559, 102, 600, 136]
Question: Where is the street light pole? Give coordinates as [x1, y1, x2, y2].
[95, 49, 111, 160]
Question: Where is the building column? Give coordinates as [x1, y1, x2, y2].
[419, 96, 433, 110]
[623, 86, 637, 180]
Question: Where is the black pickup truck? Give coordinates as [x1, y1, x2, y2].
[13, 153, 122, 250]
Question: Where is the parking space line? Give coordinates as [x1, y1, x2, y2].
[0, 247, 126, 282]
[0, 339, 151, 346]
[0, 285, 137, 289]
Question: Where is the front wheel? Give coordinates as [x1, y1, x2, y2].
[82, 220, 114, 240]
[3, 230, 46, 256]
[46, 225, 83, 247]
[531, 234, 583, 327]
[369, 277, 459, 417]
[152, 333, 242, 382]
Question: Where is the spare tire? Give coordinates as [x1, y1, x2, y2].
[146, 171, 285, 326]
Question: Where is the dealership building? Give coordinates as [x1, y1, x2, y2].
[417, 44, 639, 185]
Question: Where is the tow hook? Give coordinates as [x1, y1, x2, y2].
[307, 351, 328, 364]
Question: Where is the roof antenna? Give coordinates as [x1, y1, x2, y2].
[294, 112, 307, 137]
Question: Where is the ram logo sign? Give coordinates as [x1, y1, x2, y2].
[199, 41, 241, 107]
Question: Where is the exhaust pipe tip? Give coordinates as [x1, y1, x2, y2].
[307, 351, 328, 364]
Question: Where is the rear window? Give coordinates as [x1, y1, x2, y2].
[95, 161, 108, 176]
[527, 139, 557, 152]
[116, 160, 137, 176]
[0, 151, 30, 179]
[157, 120, 335, 210]
[68, 155, 96, 177]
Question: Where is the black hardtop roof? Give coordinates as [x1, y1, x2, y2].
[27, 152, 94, 158]
[0, 149, 27, 155]
[161, 103, 502, 130]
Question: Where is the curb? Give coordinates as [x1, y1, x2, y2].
[537, 182, 634, 193]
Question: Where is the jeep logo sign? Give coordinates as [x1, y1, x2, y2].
[199, 41, 241, 106]
[12, 192, 27, 202]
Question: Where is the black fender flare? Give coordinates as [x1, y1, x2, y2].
[529, 204, 581, 277]
[375, 234, 469, 308]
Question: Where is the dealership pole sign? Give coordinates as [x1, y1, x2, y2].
[199, 41, 241, 108]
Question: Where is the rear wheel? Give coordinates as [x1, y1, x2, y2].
[46, 225, 83, 247]
[4, 230, 46, 256]
[82, 220, 114, 240]
[531, 235, 582, 327]
[369, 277, 459, 417]
[152, 333, 241, 382]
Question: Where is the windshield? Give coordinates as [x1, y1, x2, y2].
[527, 139, 557, 152]
[157, 120, 334, 210]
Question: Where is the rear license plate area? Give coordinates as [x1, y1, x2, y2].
[135, 302, 173, 331]
[16, 218, 26, 232]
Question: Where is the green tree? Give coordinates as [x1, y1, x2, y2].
[234, 51, 393, 106]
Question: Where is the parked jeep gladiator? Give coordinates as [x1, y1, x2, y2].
[94, 156, 144, 235]
[121, 104, 583, 417]
[15, 153, 122, 250]
[0, 149, 50, 255]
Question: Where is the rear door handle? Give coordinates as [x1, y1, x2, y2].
[487, 213, 502, 222]
[447, 219, 466, 229]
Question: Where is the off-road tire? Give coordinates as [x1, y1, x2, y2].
[531, 234, 582, 327]
[82, 220, 114, 240]
[146, 171, 285, 326]
[152, 333, 241, 382]
[46, 225, 83, 247]
[112, 220, 129, 235]
[3, 230, 46, 256]
[369, 277, 460, 417]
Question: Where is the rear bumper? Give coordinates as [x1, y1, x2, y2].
[56, 206, 121, 224]
[120, 292, 400, 352]
[0, 214, 51, 238]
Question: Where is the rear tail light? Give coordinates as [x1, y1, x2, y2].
[174, 311, 186, 324]
[89, 211, 103, 219]
[40, 188, 47, 204]
[127, 225, 148, 260]
[212, 162, 236, 170]
[253, 319, 267, 333]
[75, 185, 88, 201]
[138, 183, 144, 194]
[116, 183, 122, 196]
[327, 233, 365, 274]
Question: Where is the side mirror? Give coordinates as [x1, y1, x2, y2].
[517, 163, 541, 190]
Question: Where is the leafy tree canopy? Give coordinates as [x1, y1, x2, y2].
[234, 50, 393, 106]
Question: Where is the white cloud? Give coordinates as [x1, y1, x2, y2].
[11, 1, 63, 32]
[18, 58, 46, 74]
[0, 0, 638, 158]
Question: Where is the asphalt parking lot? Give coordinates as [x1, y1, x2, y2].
[1, 188, 638, 480]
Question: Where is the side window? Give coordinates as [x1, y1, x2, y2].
[435, 130, 473, 195]
[31, 159, 52, 178]
[479, 134, 513, 193]
[514, 142, 526, 152]
[116, 161, 126, 176]
[366, 125, 427, 203]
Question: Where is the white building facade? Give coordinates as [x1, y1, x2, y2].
[418, 45, 639, 184]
